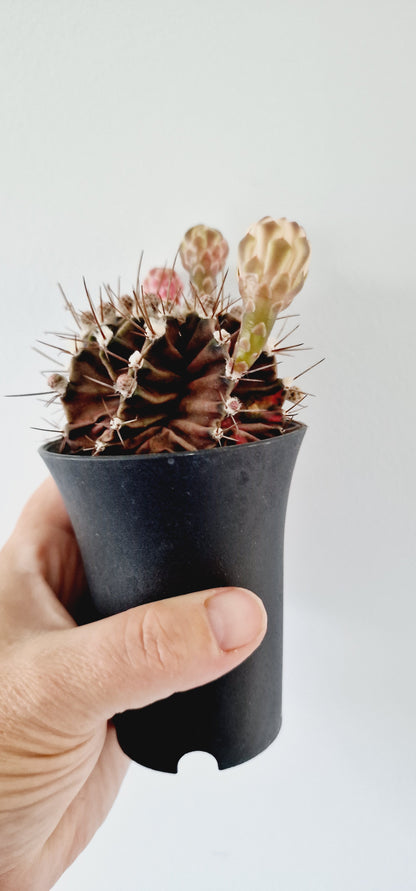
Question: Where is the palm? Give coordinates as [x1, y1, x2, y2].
[0, 480, 129, 888]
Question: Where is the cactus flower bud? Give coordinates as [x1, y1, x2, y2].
[233, 217, 310, 375]
[179, 224, 229, 297]
[142, 268, 183, 305]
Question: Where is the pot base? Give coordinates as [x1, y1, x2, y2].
[114, 685, 282, 772]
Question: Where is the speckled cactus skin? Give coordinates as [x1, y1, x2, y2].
[46, 219, 310, 455]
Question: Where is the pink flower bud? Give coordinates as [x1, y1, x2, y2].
[142, 268, 183, 305]
[179, 225, 229, 296]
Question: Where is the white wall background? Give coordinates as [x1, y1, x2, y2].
[1, 0, 415, 888]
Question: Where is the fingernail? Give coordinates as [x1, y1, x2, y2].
[206, 588, 267, 651]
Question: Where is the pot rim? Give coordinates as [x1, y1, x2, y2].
[39, 422, 306, 464]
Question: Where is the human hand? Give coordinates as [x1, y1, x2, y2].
[0, 478, 267, 890]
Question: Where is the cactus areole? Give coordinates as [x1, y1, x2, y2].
[43, 218, 311, 456]
[38, 218, 313, 771]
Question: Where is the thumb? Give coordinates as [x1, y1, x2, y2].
[30, 587, 267, 729]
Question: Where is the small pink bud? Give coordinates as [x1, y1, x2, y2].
[142, 268, 184, 305]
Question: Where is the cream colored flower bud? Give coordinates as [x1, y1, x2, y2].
[238, 216, 310, 313]
[233, 216, 310, 376]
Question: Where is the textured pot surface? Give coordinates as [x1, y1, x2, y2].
[40, 426, 305, 771]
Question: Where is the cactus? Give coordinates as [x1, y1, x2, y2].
[45, 218, 311, 455]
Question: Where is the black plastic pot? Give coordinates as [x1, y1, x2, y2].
[40, 425, 305, 772]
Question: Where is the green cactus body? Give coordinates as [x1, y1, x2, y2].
[232, 295, 278, 376]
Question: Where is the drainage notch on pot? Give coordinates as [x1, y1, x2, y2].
[40, 424, 305, 772]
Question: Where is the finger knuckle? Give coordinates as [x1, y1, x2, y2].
[127, 606, 184, 677]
